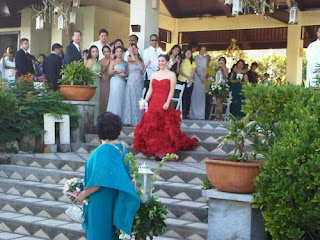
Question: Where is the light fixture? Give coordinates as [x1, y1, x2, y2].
[288, 5, 299, 24]
[58, 14, 66, 30]
[33, 0, 81, 30]
[35, 14, 44, 30]
[70, 10, 76, 24]
[151, 0, 157, 9]
[232, 0, 244, 16]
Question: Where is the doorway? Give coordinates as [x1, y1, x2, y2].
[0, 31, 19, 54]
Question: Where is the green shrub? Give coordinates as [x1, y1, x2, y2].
[0, 83, 81, 144]
[59, 61, 95, 86]
[243, 84, 320, 239]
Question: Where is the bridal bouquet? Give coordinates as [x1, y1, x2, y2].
[62, 177, 89, 205]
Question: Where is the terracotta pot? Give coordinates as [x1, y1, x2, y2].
[59, 85, 96, 101]
[215, 97, 224, 121]
[204, 158, 263, 193]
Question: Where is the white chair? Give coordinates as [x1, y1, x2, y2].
[209, 91, 233, 121]
[172, 84, 185, 118]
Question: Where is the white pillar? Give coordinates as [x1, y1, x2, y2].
[44, 114, 70, 145]
[130, 0, 159, 51]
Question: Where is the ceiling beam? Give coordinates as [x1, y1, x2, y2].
[269, 9, 289, 24]
[296, 0, 305, 11]
[217, 0, 232, 17]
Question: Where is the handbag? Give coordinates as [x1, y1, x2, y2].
[65, 205, 84, 223]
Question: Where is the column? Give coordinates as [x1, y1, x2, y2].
[286, 24, 303, 85]
[51, 24, 70, 49]
[130, 0, 159, 51]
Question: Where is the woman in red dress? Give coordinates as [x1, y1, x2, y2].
[134, 54, 197, 160]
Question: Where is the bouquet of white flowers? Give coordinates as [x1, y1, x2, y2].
[62, 177, 89, 205]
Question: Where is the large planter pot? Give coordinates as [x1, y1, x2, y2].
[59, 85, 96, 101]
[204, 158, 263, 193]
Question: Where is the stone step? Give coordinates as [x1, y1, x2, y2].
[0, 230, 46, 239]
[10, 155, 206, 186]
[0, 208, 207, 240]
[0, 210, 85, 239]
[86, 128, 230, 144]
[0, 192, 208, 223]
[71, 144, 230, 162]
[0, 164, 205, 202]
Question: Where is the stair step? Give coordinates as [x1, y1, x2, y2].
[0, 230, 46, 239]
[71, 144, 230, 162]
[0, 192, 207, 223]
[0, 210, 85, 239]
[10, 155, 206, 185]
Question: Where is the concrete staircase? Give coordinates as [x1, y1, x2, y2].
[0, 120, 245, 240]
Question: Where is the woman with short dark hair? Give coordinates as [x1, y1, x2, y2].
[76, 112, 140, 240]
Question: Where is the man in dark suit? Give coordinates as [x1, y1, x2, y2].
[43, 43, 63, 91]
[64, 30, 83, 65]
[15, 38, 35, 77]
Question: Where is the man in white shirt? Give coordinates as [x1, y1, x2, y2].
[90, 29, 109, 60]
[306, 27, 320, 87]
[143, 34, 162, 92]
[124, 34, 143, 62]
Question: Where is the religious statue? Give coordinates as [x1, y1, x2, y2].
[306, 27, 320, 87]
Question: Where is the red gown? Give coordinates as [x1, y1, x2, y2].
[133, 79, 197, 158]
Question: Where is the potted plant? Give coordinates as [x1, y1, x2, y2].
[58, 61, 96, 101]
[204, 114, 263, 193]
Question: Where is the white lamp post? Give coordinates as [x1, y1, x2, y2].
[232, 0, 244, 16]
[138, 163, 154, 202]
[288, 5, 299, 24]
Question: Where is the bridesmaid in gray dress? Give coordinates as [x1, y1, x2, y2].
[107, 46, 128, 118]
[190, 46, 208, 120]
[123, 44, 149, 126]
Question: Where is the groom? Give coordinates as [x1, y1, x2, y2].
[306, 27, 320, 87]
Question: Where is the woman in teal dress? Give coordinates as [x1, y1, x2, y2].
[76, 112, 140, 240]
[86, 45, 103, 124]
[228, 59, 248, 117]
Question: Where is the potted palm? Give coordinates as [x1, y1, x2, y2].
[204, 114, 263, 193]
[59, 61, 96, 101]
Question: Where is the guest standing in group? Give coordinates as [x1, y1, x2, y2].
[205, 56, 215, 120]
[123, 44, 148, 126]
[83, 49, 89, 65]
[124, 35, 143, 62]
[143, 34, 162, 94]
[2, 52, 16, 82]
[1, 46, 14, 78]
[190, 46, 207, 120]
[168, 44, 181, 75]
[110, 39, 124, 59]
[216, 57, 229, 82]
[134, 54, 197, 160]
[35, 54, 45, 81]
[90, 29, 109, 60]
[229, 59, 248, 118]
[64, 30, 83, 64]
[306, 27, 320, 87]
[85, 45, 103, 124]
[99, 46, 111, 113]
[43, 43, 63, 91]
[247, 62, 259, 85]
[107, 46, 127, 118]
[76, 112, 140, 240]
[178, 49, 196, 119]
[15, 38, 34, 78]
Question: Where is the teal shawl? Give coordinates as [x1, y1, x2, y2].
[83, 143, 140, 236]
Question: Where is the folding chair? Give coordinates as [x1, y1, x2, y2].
[172, 83, 185, 119]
